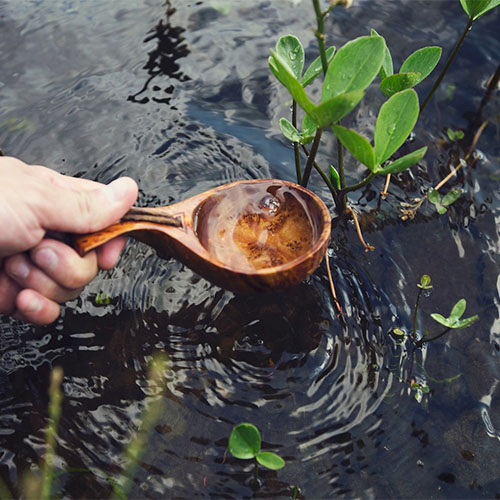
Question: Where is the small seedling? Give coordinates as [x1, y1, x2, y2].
[446, 128, 464, 142]
[228, 423, 285, 489]
[392, 274, 479, 403]
[411, 380, 430, 403]
[428, 187, 462, 214]
[94, 292, 111, 306]
[430, 298, 478, 330]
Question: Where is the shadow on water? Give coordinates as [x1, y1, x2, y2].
[128, 0, 191, 105]
[1, 0, 500, 498]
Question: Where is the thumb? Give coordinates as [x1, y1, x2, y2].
[41, 177, 139, 234]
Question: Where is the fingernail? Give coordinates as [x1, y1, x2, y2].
[25, 294, 42, 313]
[104, 178, 132, 203]
[33, 248, 58, 272]
[8, 258, 30, 280]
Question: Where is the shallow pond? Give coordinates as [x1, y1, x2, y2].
[1, 0, 500, 498]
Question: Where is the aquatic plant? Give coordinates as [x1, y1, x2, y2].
[269, 0, 500, 226]
[0, 355, 170, 500]
[269, 1, 440, 216]
[228, 422, 285, 489]
[392, 274, 478, 402]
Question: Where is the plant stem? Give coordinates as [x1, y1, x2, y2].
[301, 143, 337, 196]
[338, 172, 377, 202]
[252, 460, 259, 490]
[337, 137, 346, 189]
[416, 328, 451, 348]
[420, 16, 474, 114]
[116, 355, 168, 499]
[41, 367, 64, 500]
[301, 128, 322, 187]
[312, 0, 328, 75]
[292, 100, 302, 183]
[412, 288, 424, 340]
[478, 60, 500, 115]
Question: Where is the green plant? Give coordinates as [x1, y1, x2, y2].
[112, 354, 169, 499]
[0, 367, 66, 499]
[391, 274, 478, 402]
[269, 1, 440, 215]
[410, 274, 478, 346]
[228, 423, 285, 488]
[428, 187, 463, 214]
[446, 128, 464, 142]
[269, 0, 500, 231]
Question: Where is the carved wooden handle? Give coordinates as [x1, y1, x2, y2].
[121, 206, 182, 227]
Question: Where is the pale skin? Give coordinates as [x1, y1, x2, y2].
[0, 156, 138, 325]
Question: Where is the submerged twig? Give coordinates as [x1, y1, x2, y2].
[400, 119, 488, 219]
[380, 174, 391, 200]
[434, 119, 488, 191]
[346, 206, 374, 251]
[325, 249, 343, 317]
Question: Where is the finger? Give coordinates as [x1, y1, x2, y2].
[15, 288, 61, 325]
[30, 239, 99, 289]
[96, 236, 128, 270]
[39, 176, 138, 234]
[4, 253, 83, 303]
[0, 270, 21, 315]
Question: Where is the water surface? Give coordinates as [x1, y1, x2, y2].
[1, 1, 500, 498]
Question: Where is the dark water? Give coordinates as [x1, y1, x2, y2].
[1, 0, 500, 498]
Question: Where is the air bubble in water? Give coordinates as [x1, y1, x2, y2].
[259, 195, 281, 215]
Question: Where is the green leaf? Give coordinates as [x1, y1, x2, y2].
[279, 118, 302, 143]
[428, 188, 441, 205]
[460, 0, 500, 19]
[379, 72, 422, 98]
[400, 46, 442, 84]
[374, 88, 419, 164]
[442, 188, 463, 206]
[310, 89, 364, 128]
[418, 274, 432, 290]
[332, 124, 376, 171]
[431, 299, 478, 329]
[275, 35, 305, 80]
[428, 188, 447, 213]
[371, 29, 393, 79]
[453, 315, 479, 329]
[449, 299, 466, 323]
[95, 292, 111, 306]
[228, 423, 261, 459]
[256, 451, 285, 470]
[329, 164, 341, 190]
[447, 128, 464, 141]
[269, 51, 315, 116]
[377, 146, 427, 175]
[302, 46, 336, 87]
[302, 113, 317, 143]
[435, 203, 448, 214]
[322, 35, 385, 100]
[430, 313, 449, 327]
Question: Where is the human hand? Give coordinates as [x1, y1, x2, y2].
[0, 156, 138, 324]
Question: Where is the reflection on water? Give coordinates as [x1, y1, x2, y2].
[128, 0, 191, 105]
[0, 0, 500, 498]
